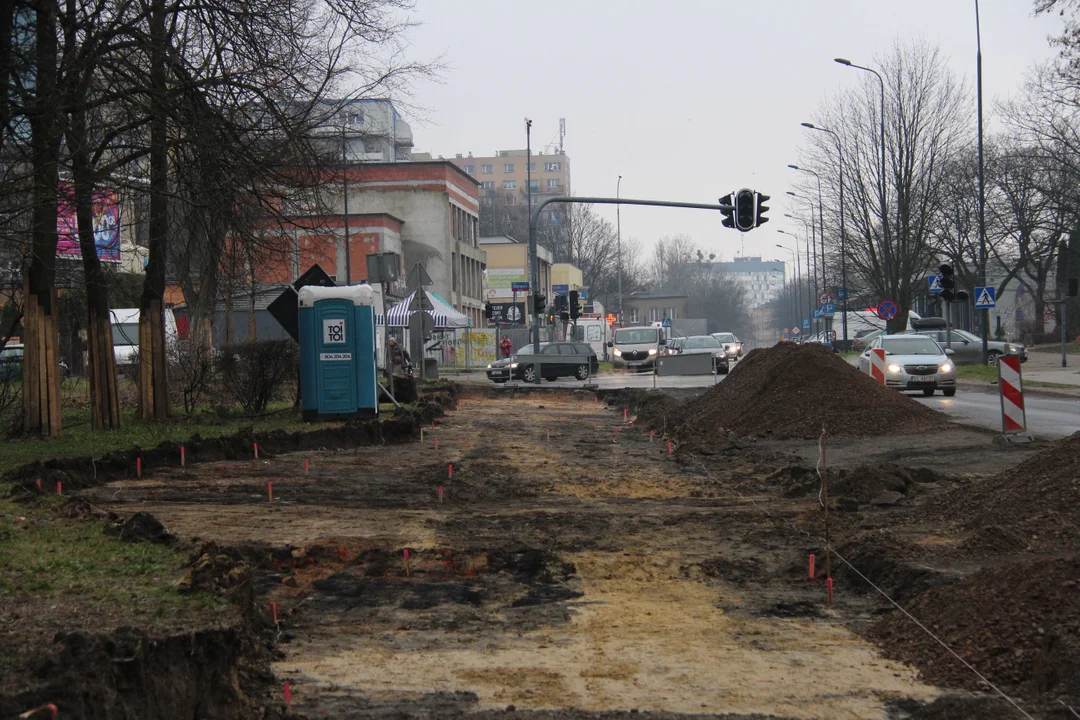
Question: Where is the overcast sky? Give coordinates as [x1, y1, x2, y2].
[402, 1, 1061, 272]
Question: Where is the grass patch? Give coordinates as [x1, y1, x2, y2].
[0, 401, 327, 475]
[597, 361, 614, 374]
[957, 365, 999, 382]
[1030, 341, 1080, 354]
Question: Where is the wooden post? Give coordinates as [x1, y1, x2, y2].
[821, 427, 832, 586]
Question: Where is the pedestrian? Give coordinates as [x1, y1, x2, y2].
[387, 337, 411, 376]
[499, 335, 513, 359]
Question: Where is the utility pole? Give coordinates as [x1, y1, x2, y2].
[617, 175, 623, 327]
[527, 119, 540, 356]
[976, 0, 989, 364]
[342, 122, 351, 285]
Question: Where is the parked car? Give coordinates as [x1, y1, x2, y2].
[857, 334, 957, 396]
[852, 329, 886, 351]
[610, 326, 666, 372]
[712, 332, 743, 359]
[680, 335, 731, 374]
[486, 341, 599, 383]
[901, 328, 1026, 365]
[665, 336, 686, 355]
[0, 343, 23, 380]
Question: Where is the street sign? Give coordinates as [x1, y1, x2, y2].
[802, 319, 810, 328]
[837, 289, 848, 300]
[974, 286, 996, 309]
[818, 292, 833, 306]
[552, 284, 569, 295]
[877, 299, 899, 320]
[792, 327, 800, 335]
[511, 281, 530, 292]
[579, 289, 588, 300]
[928, 275, 943, 294]
[821, 302, 836, 315]
[661, 317, 672, 328]
[405, 262, 433, 292]
[813, 308, 823, 319]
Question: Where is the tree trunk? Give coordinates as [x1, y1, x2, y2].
[68, 102, 121, 429]
[139, 0, 169, 421]
[23, 0, 61, 437]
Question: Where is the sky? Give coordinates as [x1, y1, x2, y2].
[395, 0, 1061, 273]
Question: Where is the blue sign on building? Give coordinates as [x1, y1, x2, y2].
[552, 284, 569, 295]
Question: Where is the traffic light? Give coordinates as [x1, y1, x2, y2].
[720, 193, 735, 229]
[534, 292, 546, 314]
[755, 193, 770, 227]
[555, 294, 568, 312]
[484, 302, 493, 320]
[939, 264, 957, 302]
[569, 290, 580, 321]
[735, 189, 756, 232]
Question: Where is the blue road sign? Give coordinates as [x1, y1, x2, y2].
[802, 318, 811, 328]
[974, 286, 996, 309]
[661, 317, 672, 327]
[511, 281, 530, 292]
[928, 275, 943, 294]
[551, 284, 569, 295]
[822, 302, 836, 315]
[837, 289, 848, 300]
[579, 289, 588, 300]
[813, 308, 823, 319]
[877, 299, 899, 320]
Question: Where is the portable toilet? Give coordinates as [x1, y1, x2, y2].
[298, 285, 378, 421]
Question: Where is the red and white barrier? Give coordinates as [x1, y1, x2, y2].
[869, 348, 887, 385]
[998, 355, 1026, 433]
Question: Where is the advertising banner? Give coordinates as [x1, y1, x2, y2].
[57, 186, 121, 262]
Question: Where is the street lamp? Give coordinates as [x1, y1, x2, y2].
[616, 175, 623, 327]
[785, 198, 818, 308]
[788, 165, 826, 297]
[779, 228, 811, 330]
[975, 0, 989, 363]
[776, 242, 801, 330]
[835, 57, 892, 307]
[802, 122, 849, 345]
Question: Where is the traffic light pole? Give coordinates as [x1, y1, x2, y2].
[528, 195, 737, 384]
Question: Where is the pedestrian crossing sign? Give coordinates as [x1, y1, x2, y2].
[974, 286, 996, 309]
[928, 275, 943, 293]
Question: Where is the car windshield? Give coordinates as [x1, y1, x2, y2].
[0, 346, 22, 359]
[615, 329, 658, 344]
[516, 345, 540, 356]
[955, 329, 981, 342]
[713, 333, 735, 343]
[881, 337, 942, 355]
[685, 336, 721, 349]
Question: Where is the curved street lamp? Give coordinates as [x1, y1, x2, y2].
[801, 122, 849, 344]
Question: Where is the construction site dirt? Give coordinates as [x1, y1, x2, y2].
[49, 381, 1073, 720]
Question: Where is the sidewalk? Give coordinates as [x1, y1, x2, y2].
[1020, 349, 1080, 387]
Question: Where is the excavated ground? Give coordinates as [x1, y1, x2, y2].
[70, 389, 1070, 720]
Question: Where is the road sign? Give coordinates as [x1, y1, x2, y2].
[821, 302, 836, 315]
[792, 326, 800, 335]
[877, 299, 898, 320]
[974, 286, 996, 309]
[552, 284, 569, 295]
[579, 289, 588, 300]
[405, 262, 433, 292]
[511, 281, 530, 292]
[928, 275, 943, 294]
[818, 292, 833, 306]
[837, 289, 848, 300]
[813, 308, 823, 319]
[802, 319, 810, 328]
[661, 317, 672, 328]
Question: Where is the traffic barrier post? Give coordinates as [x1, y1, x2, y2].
[869, 348, 887, 385]
[998, 355, 1027, 434]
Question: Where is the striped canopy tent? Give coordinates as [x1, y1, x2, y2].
[379, 290, 470, 328]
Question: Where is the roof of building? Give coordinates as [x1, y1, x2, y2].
[479, 235, 520, 244]
[628, 289, 690, 300]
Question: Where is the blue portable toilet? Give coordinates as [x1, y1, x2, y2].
[298, 285, 379, 421]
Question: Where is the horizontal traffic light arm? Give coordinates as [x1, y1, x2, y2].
[529, 195, 735, 235]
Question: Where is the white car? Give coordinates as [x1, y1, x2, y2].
[857, 334, 957, 397]
[711, 332, 743, 359]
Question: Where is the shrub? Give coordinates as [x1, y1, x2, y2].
[216, 339, 298, 414]
[169, 339, 216, 414]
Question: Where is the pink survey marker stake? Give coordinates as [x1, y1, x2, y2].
[284, 681, 292, 705]
[448, 464, 453, 478]
[254, 442, 259, 461]
[827, 577, 834, 605]
[667, 441, 673, 455]
[270, 602, 278, 623]
[181, 444, 185, 467]
[136, 457, 142, 478]
[304, 459, 309, 476]
[438, 486, 444, 504]
[809, 554, 815, 579]
[267, 482, 273, 503]
[403, 548, 411, 576]
[56, 481, 62, 496]
[35, 478, 41, 489]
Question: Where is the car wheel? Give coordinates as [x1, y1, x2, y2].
[522, 366, 536, 383]
[575, 364, 589, 380]
[943, 388, 956, 397]
[922, 388, 935, 396]
[986, 351, 1002, 365]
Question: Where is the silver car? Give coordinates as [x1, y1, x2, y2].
[901, 328, 1025, 365]
[712, 332, 743, 359]
[857, 334, 957, 396]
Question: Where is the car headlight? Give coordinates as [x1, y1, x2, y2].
[887, 363, 903, 374]
[939, 362, 954, 373]
[613, 348, 622, 357]
[648, 348, 657, 356]
[486, 363, 492, 369]
[1005, 344, 1016, 353]
[510, 363, 518, 369]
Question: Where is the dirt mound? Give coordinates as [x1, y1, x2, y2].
[778, 463, 944, 507]
[871, 556, 1080, 703]
[930, 432, 1080, 553]
[675, 343, 948, 442]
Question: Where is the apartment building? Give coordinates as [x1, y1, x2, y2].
[447, 149, 571, 207]
[707, 256, 786, 310]
[312, 98, 414, 164]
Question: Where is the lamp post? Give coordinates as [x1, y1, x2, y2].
[802, 122, 848, 345]
[835, 57, 891, 311]
[776, 242, 800, 330]
[779, 228, 809, 332]
[616, 175, 623, 327]
[786, 198, 819, 332]
[341, 123, 351, 285]
[788, 166, 826, 296]
[975, 0, 989, 363]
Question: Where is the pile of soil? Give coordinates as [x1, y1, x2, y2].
[777, 463, 943, 507]
[675, 344, 948, 442]
[871, 556, 1080, 703]
[931, 432, 1080, 553]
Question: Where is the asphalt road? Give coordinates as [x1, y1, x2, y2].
[459, 368, 1080, 438]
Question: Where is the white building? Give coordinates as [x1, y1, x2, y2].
[708, 257, 786, 310]
[314, 98, 414, 164]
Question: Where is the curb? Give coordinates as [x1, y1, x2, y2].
[955, 378, 1080, 400]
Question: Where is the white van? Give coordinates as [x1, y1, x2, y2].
[571, 317, 611, 360]
[110, 308, 178, 367]
[610, 325, 666, 372]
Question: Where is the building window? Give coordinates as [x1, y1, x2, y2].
[667, 308, 678, 320]
[481, 164, 493, 174]
[482, 197, 493, 206]
[545, 161, 561, 172]
[628, 309, 639, 323]
[503, 163, 515, 173]
[547, 178, 561, 189]
[503, 180, 517, 189]
[528, 179, 539, 192]
[481, 181, 495, 190]
[649, 308, 660, 322]
[507, 196, 517, 205]
[464, 165, 475, 174]
[527, 163, 536, 172]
